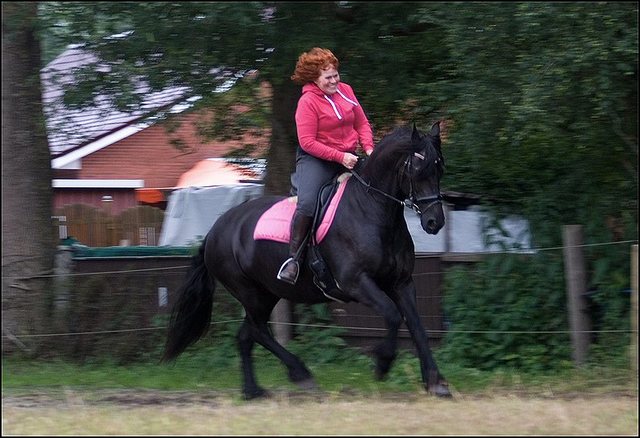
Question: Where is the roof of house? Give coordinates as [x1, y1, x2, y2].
[42, 44, 268, 194]
[57, 109, 268, 190]
[41, 44, 195, 160]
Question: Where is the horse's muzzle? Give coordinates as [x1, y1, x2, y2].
[420, 206, 445, 235]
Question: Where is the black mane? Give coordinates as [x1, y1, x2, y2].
[363, 124, 444, 180]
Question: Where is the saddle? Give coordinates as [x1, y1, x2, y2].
[307, 177, 352, 303]
[253, 173, 352, 303]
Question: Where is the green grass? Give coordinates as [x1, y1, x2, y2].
[3, 343, 636, 397]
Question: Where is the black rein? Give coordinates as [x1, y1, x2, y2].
[350, 154, 442, 215]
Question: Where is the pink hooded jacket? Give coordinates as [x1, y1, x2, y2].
[295, 82, 374, 163]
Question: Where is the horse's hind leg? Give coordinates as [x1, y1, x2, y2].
[236, 295, 316, 399]
[247, 309, 317, 390]
[237, 319, 268, 400]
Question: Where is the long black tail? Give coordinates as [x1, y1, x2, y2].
[161, 243, 214, 362]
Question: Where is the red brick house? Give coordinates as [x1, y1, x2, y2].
[44, 44, 268, 245]
[51, 110, 268, 214]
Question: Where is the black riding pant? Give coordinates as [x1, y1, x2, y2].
[290, 147, 346, 217]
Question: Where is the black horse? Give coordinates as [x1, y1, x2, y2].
[162, 122, 451, 399]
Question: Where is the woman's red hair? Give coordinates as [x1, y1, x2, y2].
[291, 48, 340, 85]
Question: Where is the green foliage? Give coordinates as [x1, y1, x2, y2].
[439, 253, 574, 372]
[428, 2, 637, 229]
[289, 303, 351, 364]
[583, 241, 632, 361]
[419, 2, 637, 373]
[191, 79, 271, 143]
[440, 245, 632, 372]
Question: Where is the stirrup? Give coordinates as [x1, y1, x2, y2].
[277, 257, 300, 284]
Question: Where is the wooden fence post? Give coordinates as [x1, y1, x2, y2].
[562, 225, 592, 366]
[631, 244, 638, 375]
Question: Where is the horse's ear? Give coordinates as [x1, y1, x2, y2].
[429, 121, 440, 137]
[411, 123, 421, 144]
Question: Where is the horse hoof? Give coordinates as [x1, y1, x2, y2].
[243, 387, 270, 400]
[295, 378, 318, 391]
[428, 382, 452, 398]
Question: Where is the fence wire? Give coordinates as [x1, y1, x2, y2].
[2, 239, 637, 343]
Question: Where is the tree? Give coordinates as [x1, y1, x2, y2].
[2, 1, 452, 355]
[32, 1, 640, 235]
[7, 2, 637, 359]
[2, 2, 56, 354]
[426, 2, 637, 247]
[33, 1, 457, 348]
[37, 2, 453, 194]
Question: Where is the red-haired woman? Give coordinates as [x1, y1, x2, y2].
[277, 47, 374, 284]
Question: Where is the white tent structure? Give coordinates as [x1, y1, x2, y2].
[406, 206, 533, 254]
[160, 183, 533, 254]
[158, 157, 266, 246]
[158, 184, 264, 246]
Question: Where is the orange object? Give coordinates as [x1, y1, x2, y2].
[175, 159, 260, 188]
[136, 188, 166, 203]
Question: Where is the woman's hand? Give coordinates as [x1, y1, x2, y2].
[342, 152, 359, 170]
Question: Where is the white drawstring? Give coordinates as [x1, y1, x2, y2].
[324, 95, 342, 120]
[336, 89, 358, 106]
[324, 89, 359, 120]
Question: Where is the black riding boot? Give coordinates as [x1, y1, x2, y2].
[277, 212, 313, 284]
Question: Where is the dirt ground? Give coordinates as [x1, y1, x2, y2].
[3, 388, 638, 435]
[3, 387, 638, 408]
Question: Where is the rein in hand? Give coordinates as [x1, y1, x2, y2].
[349, 157, 441, 215]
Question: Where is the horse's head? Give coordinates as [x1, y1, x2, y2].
[405, 122, 445, 234]
[360, 122, 445, 234]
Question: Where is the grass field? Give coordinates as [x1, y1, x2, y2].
[2, 350, 638, 435]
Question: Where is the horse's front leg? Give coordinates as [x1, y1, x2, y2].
[372, 321, 400, 381]
[395, 280, 452, 397]
[350, 276, 403, 381]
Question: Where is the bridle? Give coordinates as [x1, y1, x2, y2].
[350, 152, 442, 215]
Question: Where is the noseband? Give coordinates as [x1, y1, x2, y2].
[351, 153, 442, 215]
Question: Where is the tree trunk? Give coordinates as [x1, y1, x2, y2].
[263, 79, 299, 196]
[2, 2, 56, 355]
[263, 79, 299, 342]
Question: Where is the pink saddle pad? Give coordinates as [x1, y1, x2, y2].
[253, 175, 350, 244]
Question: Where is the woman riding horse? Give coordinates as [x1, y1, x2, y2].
[278, 47, 374, 284]
[162, 121, 452, 400]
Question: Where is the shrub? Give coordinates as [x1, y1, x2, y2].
[439, 252, 573, 371]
